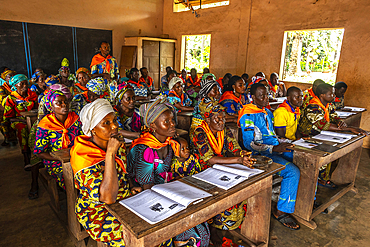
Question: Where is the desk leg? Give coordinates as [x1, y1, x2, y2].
[122, 227, 144, 246]
[331, 146, 362, 185]
[240, 176, 272, 246]
[292, 153, 319, 222]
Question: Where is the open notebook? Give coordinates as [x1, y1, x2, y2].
[313, 130, 356, 143]
[119, 181, 212, 224]
[192, 164, 264, 190]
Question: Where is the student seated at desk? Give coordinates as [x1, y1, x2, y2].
[269, 72, 287, 97]
[128, 98, 209, 246]
[72, 67, 91, 95]
[139, 67, 154, 92]
[167, 77, 193, 113]
[298, 83, 367, 188]
[219, 75, 249, 116]
[71, 77, 107, 115]
[34, 90, 82, 190]
[30, 70, 46, 101]
[217, 72, 232, 92]
[0, 69, 16, 146]
[192, 100, 254, 244]
[70, 99, 145, 247]
[333, 81, 347, 110]
[273, 86, 303, 141]
[127, 68, 150, 101]
[301, 79, 325, 111]
[238, 83, 301, 230]
[113, 84, 141, 139]
[161, 66, 173, 91]
[160, 69, 177, 96]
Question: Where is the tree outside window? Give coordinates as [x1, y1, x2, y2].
[184, 34, 211, 72]
[281, 29, 344, 85]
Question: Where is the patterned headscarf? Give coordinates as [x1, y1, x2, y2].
[9, 74, 28, 91]
[61, 58, 70, 67]
[50, 84, 72, 100]
[201, 73, 216, 81]
[86, 77, 107, 95]
[59, 66, 70, 73]
[199, 79, 220, 99]
[114, 84, 134, 106]
[43, 90, 65, 112]
[45, 75, 60, 87]
[199, 98, 225, 119]
[75, 67, 91, 78]
[139, 97, 175, 128]
[31, 71, 44, 83]
[1, 70, 15, 80]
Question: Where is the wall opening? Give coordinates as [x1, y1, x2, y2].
[174, 1, 229, 13]
[280, 28, 344, 85]
[182, 34, 211, 72]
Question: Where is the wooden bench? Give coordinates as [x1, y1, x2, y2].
[39, 167, 61, 213]
[52, 149, 108, 247]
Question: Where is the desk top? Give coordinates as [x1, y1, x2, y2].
[20, 110, 38, 117]
[291, 134, 365, 157]
[51, 148, 71, 163]
[106, 162, 284, 239]
[177, 111, 193, 117]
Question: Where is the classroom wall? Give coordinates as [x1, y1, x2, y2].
[163, 0, 252, 78]
[0, 0, 164, 63]
[163, 0, 370, 148]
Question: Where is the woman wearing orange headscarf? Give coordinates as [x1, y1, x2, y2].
[34, 90, 83, 190]
[0, 69, 16, 146]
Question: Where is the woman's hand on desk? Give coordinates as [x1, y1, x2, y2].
[131, 187, 142, 195]
[239, 151, 256, 168]
[272, 143, 294, 153]
[347, 127, 369, 136]
[337, 121, 348, 129]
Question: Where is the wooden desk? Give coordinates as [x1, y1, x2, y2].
[339, 110, 366, 128]
[106, 163, 284, 247]
[177, 111, 193, 131]
[290, 134, 365, 229]
[20, 110, 38, 131]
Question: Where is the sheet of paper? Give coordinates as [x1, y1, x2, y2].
[292, 138, 318, 149]
[152, 181, 212, 207]
[213, 164, 264, 178]
[152, 90, 160, 94]
[342, 106, 366, 112]
[192, 168, 247, 190]
[312, 134, 350, 143]
[336, 111, 356, 118]
[275, 97, 287, 103]
[320, 131, 356, 139]
[119, 190, 185, 224]
[124, 138, 133, 144]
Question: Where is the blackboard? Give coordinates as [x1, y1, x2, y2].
[76, 28, 112, 70]
[0, 19, 112, 77]
[0, 20, 28, 76]
[27, 23, 75, 75]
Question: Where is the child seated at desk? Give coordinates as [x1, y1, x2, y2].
[333, 81, 347, 110]
[171, 137, 202, 179]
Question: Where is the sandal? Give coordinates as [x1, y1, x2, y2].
[318, 180, 338, 190]
[272, 213, 300, 230]
[28, 190, 39, 200]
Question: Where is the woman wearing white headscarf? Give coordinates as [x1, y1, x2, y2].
[70, 98, 145, 247]
[167, 77, 194, 112]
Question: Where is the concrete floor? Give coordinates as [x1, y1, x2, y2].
[0, 135, 369, 247]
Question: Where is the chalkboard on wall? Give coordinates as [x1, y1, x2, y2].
[0, 19, 112, 77]
[76, 28, 112, 70]
[27, 23, 75, 76]
[0, 20, 28, 75]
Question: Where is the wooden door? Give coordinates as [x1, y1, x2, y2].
[142, 40, 160, 89]
[119, 46, 137, 77]
[160, 41, 175, 86]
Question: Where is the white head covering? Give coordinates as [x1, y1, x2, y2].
[80, 98, 114, 136]
[168, 77, 183, 90]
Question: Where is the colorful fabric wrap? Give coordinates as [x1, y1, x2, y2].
[1, 70, 15, 80]
[238, 103, 267, 126]
[198, 120, 224, 155]
[75, 67, 91, 78]
[38, 112, 80, 149]
[70, 135, 126, 175]
[79, 98, 114, 136]
[309, 96, 330, 122]
[199, 100, 225, 119]
[90, 54, 113, 72]
[59, 66, 70, 73]
[86, 77, 107, 95]
[277, 100, 300, 116]
[139, 97, 175, 128]
[9, 74, 28, 91]
[50, 84, 72, 100]
[31, 71, 44, 83]
[61, 58, 70, 67]
[43, 90, 66, 112]
[199, 79, 219, 99]
[114, 84, 134, 106]
[130, 131, 180, 157]
[168, 77, 183, 90]
[201, 73, 216, 81]
[45, 75, 61, 87]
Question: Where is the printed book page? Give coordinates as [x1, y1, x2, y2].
[212, 164, 264, 178]
[192, 168, 247, 190]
